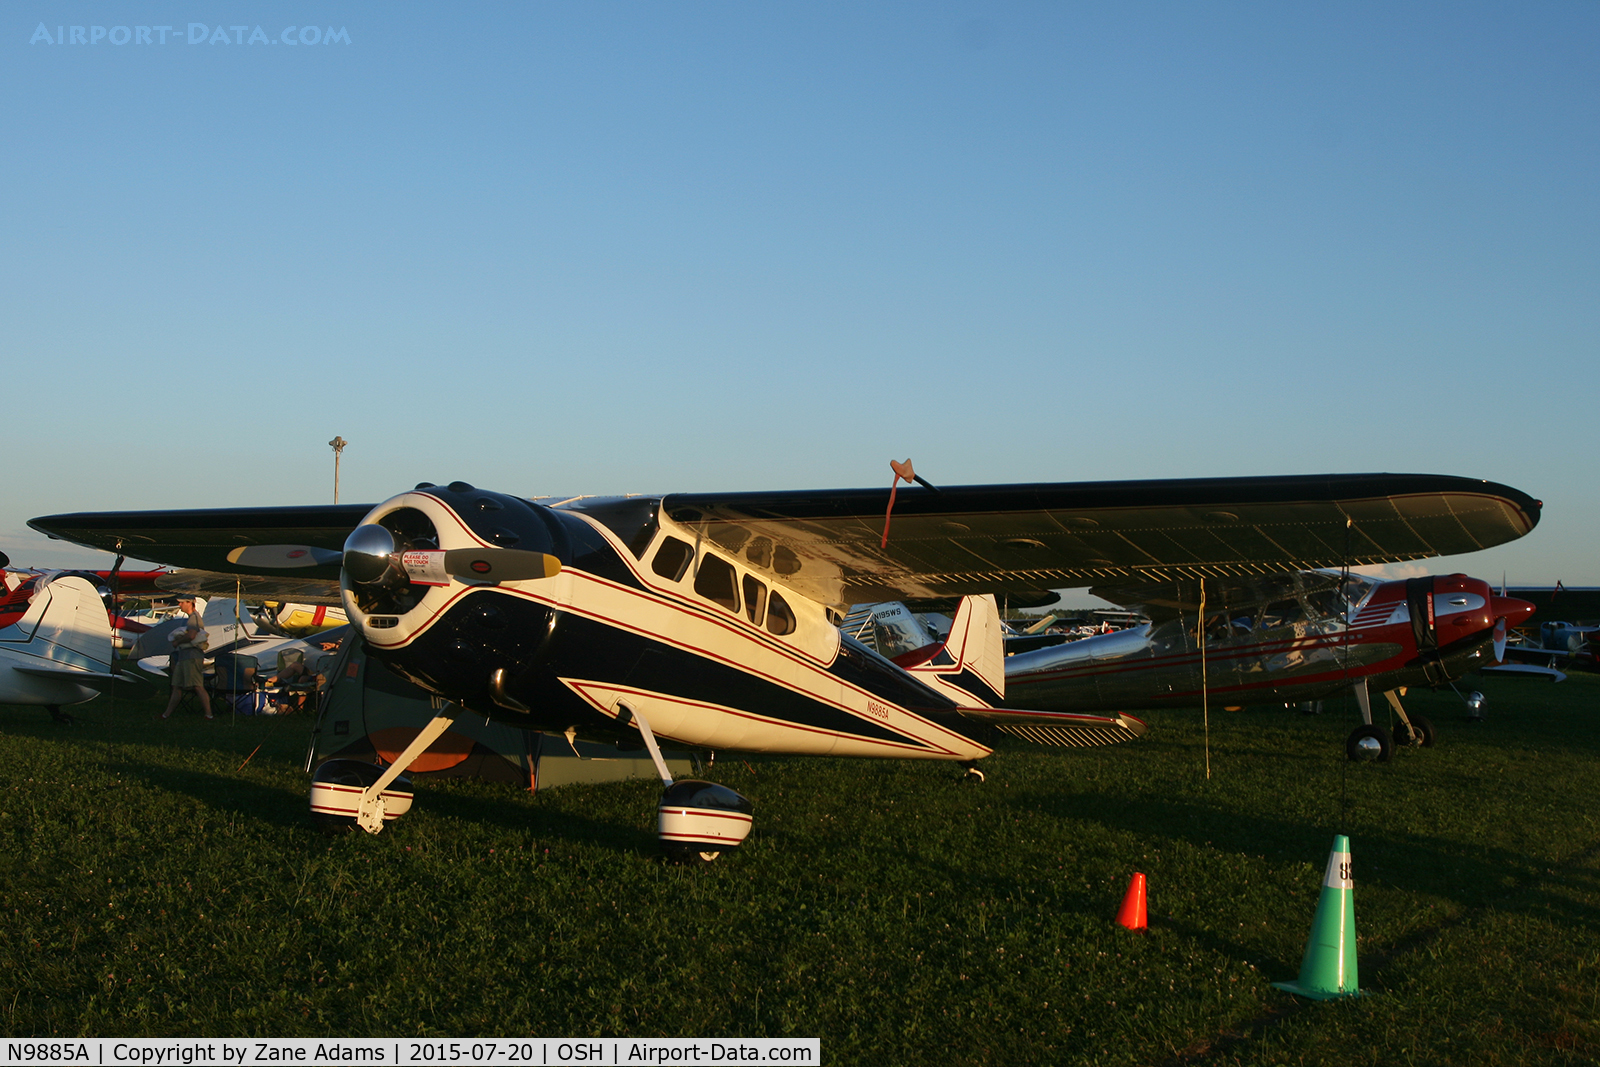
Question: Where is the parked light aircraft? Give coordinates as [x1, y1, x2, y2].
[31, 471, 1541, 860]
[0, 569, 136, 721]
[853, 570, 1536, 761]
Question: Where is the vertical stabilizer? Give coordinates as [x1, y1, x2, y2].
[908, 594, 1006, 705]
[203, 594, 261, 648]
[28, 576, 114, 671]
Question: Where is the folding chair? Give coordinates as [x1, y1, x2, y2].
[210, 652, 268, 715]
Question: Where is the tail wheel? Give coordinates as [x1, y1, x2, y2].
[1395, 714, 1437, 748]
[1346, 724, 1393, 762]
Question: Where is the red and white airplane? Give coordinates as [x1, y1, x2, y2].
[857, 568, 1536, 761]
[30, 471, 1541, 860]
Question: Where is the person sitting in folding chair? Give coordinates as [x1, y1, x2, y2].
[267, 650, 324, 714]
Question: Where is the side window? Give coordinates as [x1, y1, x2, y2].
[766, 591, 797, 636]
[651, 537, 693, 582]
[742, 574, 768, 625]
[693, 553, 740, 612]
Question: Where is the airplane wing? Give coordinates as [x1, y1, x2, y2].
[30, 473, 1540, 611]
[155, 569, 343, 606]
[28, 503, 371, 586]
[663, 472, 1540, 608]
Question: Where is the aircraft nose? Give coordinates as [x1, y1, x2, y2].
[1491, 595, 1536, 628]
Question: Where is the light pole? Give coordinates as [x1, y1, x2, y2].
[329, 436, 347, 503]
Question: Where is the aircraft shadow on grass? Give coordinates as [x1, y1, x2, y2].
[97, 753, 664, 854]
[103, 759, 315, 830]
[406, 784, 660, 856]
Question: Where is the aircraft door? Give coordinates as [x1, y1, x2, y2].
[1404, 577, 1437, 653]
[1404, 576, 1448, 683]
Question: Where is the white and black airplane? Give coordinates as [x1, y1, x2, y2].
[30, 471, 1541, 860]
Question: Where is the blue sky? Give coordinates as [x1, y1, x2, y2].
[4, 2, 1595, 591]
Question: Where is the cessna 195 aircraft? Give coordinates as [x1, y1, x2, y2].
[30, 471, 1541, 861]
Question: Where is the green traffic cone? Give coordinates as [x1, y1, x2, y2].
[1272, 834, 1363, 1000]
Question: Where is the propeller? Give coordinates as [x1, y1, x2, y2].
[1493, 616, 1507, 663]
[345, 525, 560, 587]
[228, 527, 560, 587]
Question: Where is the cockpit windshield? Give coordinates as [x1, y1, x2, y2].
[1202, 571, 1383, 637]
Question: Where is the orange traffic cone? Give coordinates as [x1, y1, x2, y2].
[1116, 872, 1148, 930]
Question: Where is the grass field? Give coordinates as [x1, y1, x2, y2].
[3, 672, 1599, 1064]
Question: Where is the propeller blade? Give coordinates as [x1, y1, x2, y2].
[227, 545, 343, 569]
[442, 548, 561, 582]
[1493, 617, 1507, 662]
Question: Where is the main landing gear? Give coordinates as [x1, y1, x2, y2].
[1345, 680, 1435, 762]
[620, 703, 753, 865]
[308, 712, 452, 832]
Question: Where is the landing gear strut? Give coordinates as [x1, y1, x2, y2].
[1346, 681, 1435, 761]
[308, 712, 453, 832]
[959, 760, 986, 783]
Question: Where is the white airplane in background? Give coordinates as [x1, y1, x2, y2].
[128, 595, 340, 670]
[0, 566, 137, 721]
[32, 470, 1542, 860]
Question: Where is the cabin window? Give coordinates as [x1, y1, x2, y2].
[742, 574, 768, 625]
[766, 591, 797, 636]
[1257, 599, 1301, 630]
[651, 537, 693, 582]
[693, 553, 740, 612]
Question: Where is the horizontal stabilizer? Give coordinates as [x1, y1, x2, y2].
[1482, 662, 1567, 683]
[960, 707, 1147, 747]
[12, 666, 136, 693]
